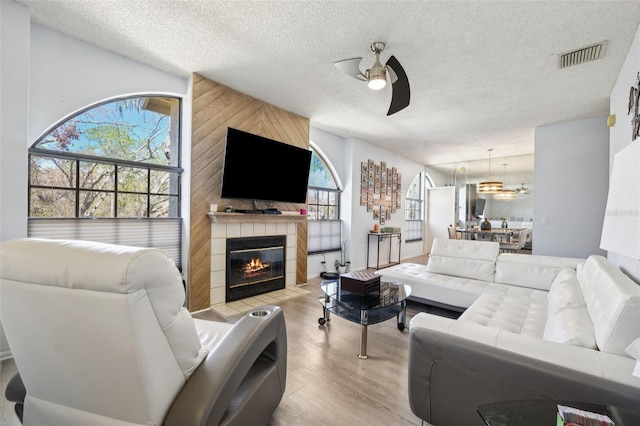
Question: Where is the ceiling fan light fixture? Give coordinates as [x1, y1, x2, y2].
[334, 41, 409, 114]
[367, 58, 387, 90]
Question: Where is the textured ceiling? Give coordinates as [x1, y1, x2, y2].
[15, 0, 640, 170]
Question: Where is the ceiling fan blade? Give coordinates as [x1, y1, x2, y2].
[385, 55, 410, 115]
[334, 57, 367, 81]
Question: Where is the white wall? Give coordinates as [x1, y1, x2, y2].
[608, 23, 640, 283]
[484, 195, 534, 222]
[424, 166, 451, 187]
[29, 26, 188, 143]
[533, 116, 609, 258]
[350, 137, 425, 267]
[0, 6, 190, 359]
[1, 1, 30, 244]
[0, 0, 31, 360]
[309, 127, 426, 278]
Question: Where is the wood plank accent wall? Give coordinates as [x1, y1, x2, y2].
[189, 73, 310, 311]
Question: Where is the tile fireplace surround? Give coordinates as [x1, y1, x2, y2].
[208, 212, 306, 306]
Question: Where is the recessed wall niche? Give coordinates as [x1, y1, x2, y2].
[360, 159, 401, 225]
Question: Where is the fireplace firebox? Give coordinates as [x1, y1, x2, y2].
[226, 235, 286, 302]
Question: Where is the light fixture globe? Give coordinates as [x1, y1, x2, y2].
[367, 65, 387, 90]
[366, 42, 387, 90]
[494, 189, 517, 200]
[492, 163, 515, 199]
[477, 181, 504, 193]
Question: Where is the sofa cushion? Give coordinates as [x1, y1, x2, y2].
[543, 306, 597, 349]
[376, 261, 554, 310]
[426, 238, 500, 282]
[495, 253, 583, 291]
[578, 255, 640, 356]
[375, 262, 547, 309]
[547, 267, 585, 317]
[458, 293, 548, 337]
[376, 263, 489, 308]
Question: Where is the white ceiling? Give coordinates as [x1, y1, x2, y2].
[15, 0, 640, 168]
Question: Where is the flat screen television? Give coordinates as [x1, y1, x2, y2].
[474, 197, 486, 216]
[220, 127, 312, 204]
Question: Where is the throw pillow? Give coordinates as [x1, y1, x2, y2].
[543, 306, 597, 349]
[547, 268, 585, 317]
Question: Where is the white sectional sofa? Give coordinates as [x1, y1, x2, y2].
[375, 238, 640, 425]
[375, 238, 582, 311]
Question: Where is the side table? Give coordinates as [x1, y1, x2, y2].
[366, 232, 401, 270]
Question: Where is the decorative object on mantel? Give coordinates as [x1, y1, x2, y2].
[627, 72, 640, 140]
[360, 159, 401, 224]
[477, 149, 503, 194]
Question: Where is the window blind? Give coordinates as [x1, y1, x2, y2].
[405, 219, 423, 242]
[28, 218, 182, 270]
[308, 220, 341, 254]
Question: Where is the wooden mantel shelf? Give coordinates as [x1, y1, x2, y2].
[207, 212, 308, 223]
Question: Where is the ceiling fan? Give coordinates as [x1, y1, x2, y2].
[515, 183, 531, 194]
[333, 42, 410, 116]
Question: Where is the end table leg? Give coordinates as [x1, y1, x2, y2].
[397, 299, 407, 331]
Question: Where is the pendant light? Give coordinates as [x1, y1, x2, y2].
[494, 164, 516, 200]
[477, 149, 503, 193]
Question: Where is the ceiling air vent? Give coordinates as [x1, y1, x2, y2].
[558, 40, 607, 69]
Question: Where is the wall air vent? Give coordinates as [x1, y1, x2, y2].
[558, 41, 607, 69]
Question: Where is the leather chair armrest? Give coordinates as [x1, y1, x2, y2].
[163, 305, 286, 426]
[409, 323, 640, 426]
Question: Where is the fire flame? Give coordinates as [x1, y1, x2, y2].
[242, 258, 270, 276]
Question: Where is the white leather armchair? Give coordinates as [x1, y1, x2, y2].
[0, 238, 287, 425]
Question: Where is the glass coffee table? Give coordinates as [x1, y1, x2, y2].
[318, 280, 411, 359]
[477, 399, 640, 425]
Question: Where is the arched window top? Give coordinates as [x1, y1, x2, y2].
[308, 145, 339, 190]
[406, 174, 422, 199]
[32, 96, 180, 167]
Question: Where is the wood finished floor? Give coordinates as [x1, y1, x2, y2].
[0, 255, 448, 425]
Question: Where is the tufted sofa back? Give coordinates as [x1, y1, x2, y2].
[427, 238, 500, 282]
[495, 253, 583, 291]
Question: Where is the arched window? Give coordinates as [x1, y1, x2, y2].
[405, 172, 433, 241]
[28, 95, 183, 267]
[307, 144, 342, 254]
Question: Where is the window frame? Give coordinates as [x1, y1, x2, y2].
[28, 148, 183, 218]
[28, 95, 183, 219]
[307, 145, 342, 255]
[405, 172, 433, 242]
[26, 95, 184, 268]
